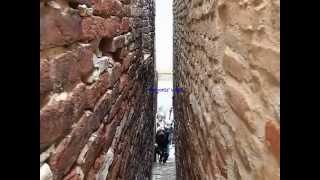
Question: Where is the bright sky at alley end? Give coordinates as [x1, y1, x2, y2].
[155, 0, 173, 73]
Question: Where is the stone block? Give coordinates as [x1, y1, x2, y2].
[77, 124, 105, 174]
[92, 90, 113, 123]
[40, 59, 52, 105]
[40, 92, 74, 151]
[78, 46, 94, 81]
[80, 16, 121, 41]
[100, 35, 126, 53]
[69, 83, 89, 121]
[49, 111, 96, 179]
[40, 5, 81, 49]
[92, 0, 125, 18]
[49, 49, 81, 92]
[85, 72, 110, 109]
[40, 83, 88, 150]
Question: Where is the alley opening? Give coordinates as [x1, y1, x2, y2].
[152, 0, 176, 179]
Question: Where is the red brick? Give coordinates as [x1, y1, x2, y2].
[100, 35, 126, 53]
[92, 0, 125, 18]
[80, 16, 121, 41]
[40, 83, 87, 151]
[86, 121, 118, 179]
[77, 124, 105, 174]
[40, 59, 52, 105]
[49, 112, 96, 179]
[85, 72, 109, 109]
[41, 45, 91, 95]
[78, 46, 94, 81]
[265, 120, 280, 162]
[92, 90, 112, 123]
[69, 83, 89, 121]
[40, 5, 81, 50]
[40, 93, 74, 151]
[49, 50, 81, 92]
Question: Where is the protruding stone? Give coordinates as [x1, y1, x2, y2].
[92, 0, 125, 18]
[40, 5, 82, 49]
[49, 112, 96, 179]
[80, 16, 121, 41]
[100, 35, 126, 53]
[49, 49, 81, 92]
[40, 92, 74, 151]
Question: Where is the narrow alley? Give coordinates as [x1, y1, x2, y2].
[152, 145, 176, 180]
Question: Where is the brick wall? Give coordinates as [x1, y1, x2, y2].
[40, 0, 156, 179]
[173, 0, 280, 179]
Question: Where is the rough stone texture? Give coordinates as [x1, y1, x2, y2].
[40, 0, 156, 179]
[173, 0, 280, 179]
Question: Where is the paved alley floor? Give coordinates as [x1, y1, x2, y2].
[152, 145, 176, 180]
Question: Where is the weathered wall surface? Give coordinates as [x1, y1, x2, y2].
[173, 0, 280, 179]
[40, 0, 156, 179]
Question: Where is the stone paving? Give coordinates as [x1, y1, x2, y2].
[152, 145, 176, 180]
